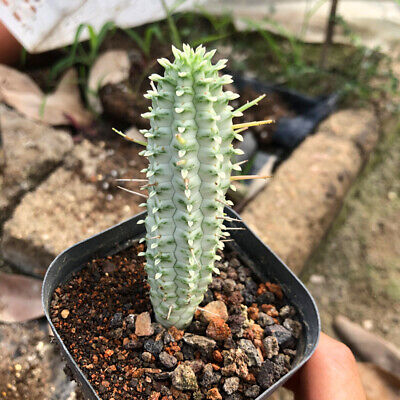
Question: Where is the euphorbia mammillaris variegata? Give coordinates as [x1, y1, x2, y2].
[123, 45, 270, 328]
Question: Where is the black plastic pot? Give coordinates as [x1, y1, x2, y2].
[232, 73, 339, 149]
[42, 207, 320, 399]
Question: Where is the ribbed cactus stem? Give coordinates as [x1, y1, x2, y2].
[140, 44, 242, 328]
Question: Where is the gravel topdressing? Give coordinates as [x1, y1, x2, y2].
[50, 243, 302, 400]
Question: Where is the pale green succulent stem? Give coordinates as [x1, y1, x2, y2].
[140, 45, 245, 328]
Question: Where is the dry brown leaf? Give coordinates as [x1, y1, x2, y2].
[0, 65, 92, 126]
[88, 50, 130, 112]
[44, 69, 93, 126]
[0, 272, 43, 323]
[0, 64, 45, 121]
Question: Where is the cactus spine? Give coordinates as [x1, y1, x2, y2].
[139, 45, 244, 329]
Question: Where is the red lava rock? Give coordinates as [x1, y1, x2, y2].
[149, 392, 161, 400]
[104, 349, 114, 358]
[244, 373, 256, 383]
[244, 324, 264, 341]
[257, 283, 267, 295]
[226, 291, 243, 305]
[266, 282, 283, 300]
[168, 326, 184, 341]
[201, 301, 228, 322]
[50, 242, 301, 400]
[261, 304, 279, 317]
[206, 388, 222, 400]
[206, 318, 231, 341]
[213, 292, 227, 302]
[257, 347, 264, 363]
[135, 312, 154, 337]
[212, 363, 221, 371]
[247, 304, 259, 321]
[213, 350, 223, 363]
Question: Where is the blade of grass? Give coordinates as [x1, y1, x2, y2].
[161, 0, 182, 47]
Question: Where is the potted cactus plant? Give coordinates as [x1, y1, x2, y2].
[43, 45, 320, 400]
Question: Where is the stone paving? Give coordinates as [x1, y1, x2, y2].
[0, 107, 73, 223]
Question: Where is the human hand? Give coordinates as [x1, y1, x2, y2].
[286, 332, 366, 400]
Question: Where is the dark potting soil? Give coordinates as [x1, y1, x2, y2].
[50, 243, 302, 400]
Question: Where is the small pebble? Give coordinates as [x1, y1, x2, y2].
[110, 312, 123, 328]
[256, 291, 275, 305]
[206, 318, 231, 341]
[142, 351, 153, 363]
[144, 339, 163, 355]
[220, 271, 228, 280]
[222, 279, 236, 294]
[257, 360, 279, 390]
[244, 385, 260, 398]
[209, 277, 223, 291]
[188, 359, 204, 374]
[279, 305, 295, 319]
[263, 336, 279, 359]
[171, 363, 198, 391]
[202, 301, 229, 322]
[283, 318, 302, 339]
[135, 312, 154, 337]
[163, 331, 175, 345]
[125, 314, 136, 330]
[230, 258, 241, 268]
[238, 339, 262, 367]
[159, 351, 177, 369]
[183, 333, 216, 356]
[264, 325, 295, 349]
[226, 268, 238, 280]
[223, 377, 240, 394]
[61, 309, 70, 319]
[182, 343, 195, 360]
[257, 312, 274, 328]
[206, 388, 222, 400]
[201, 363, 221, 388]
[201, 289, 214, 305]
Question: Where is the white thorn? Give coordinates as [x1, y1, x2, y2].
[117, 186, 148, 198]
[217, 216, 242, 222]
[115, 178, 148, 182]
[167, 305, 173, 320]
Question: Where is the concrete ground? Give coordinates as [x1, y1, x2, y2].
[301, 120, 400, 347]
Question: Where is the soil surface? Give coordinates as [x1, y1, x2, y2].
[51, 243, 303, 400]
[0, 321, 79, 400]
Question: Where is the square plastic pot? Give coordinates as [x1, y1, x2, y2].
[42, 207, 320, 399]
